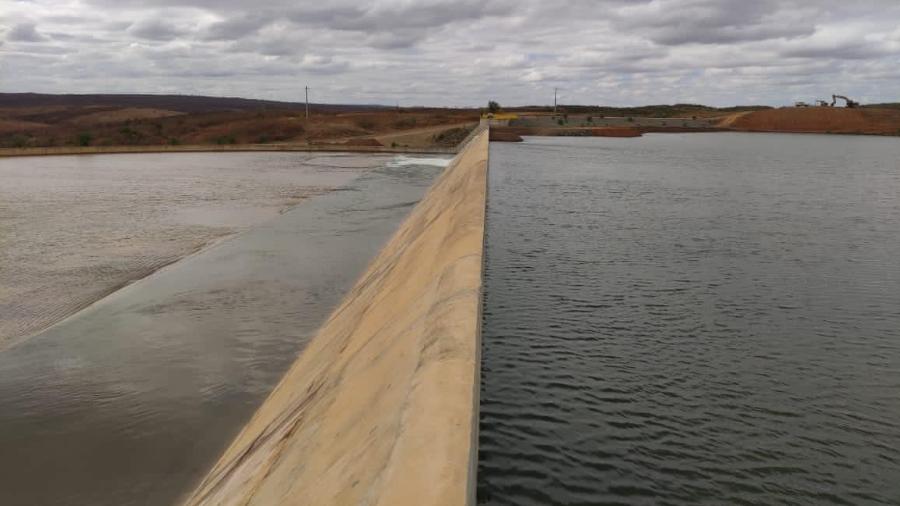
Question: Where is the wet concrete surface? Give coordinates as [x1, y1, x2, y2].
[0, 154, 447, 506]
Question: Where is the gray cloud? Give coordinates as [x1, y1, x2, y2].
[3, 0, 900, 106]
[129, 19, 190, 41]
[8, 23, 48, 42]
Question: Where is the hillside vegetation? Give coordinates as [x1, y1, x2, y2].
[0, 93, 477, 149]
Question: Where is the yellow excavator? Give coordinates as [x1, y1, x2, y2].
[831, 95, 860, 108]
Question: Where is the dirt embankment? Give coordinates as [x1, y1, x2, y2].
[491, 126, 641, 141]
[728, 107, 900, 135]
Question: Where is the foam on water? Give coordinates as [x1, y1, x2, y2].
[389, 155, 453, 168]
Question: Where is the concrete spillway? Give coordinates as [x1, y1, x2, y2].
[185, 129, 489, 505]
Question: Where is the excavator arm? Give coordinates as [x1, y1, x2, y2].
[832, 95, 860, 108]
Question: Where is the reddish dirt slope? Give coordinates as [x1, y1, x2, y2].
[730, 107, 900, 135]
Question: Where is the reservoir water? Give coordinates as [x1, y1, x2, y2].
[478, 134, 900, 505]
[0, 152, 446, 505]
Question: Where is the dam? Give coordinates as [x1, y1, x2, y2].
[2, 128, 899, 505]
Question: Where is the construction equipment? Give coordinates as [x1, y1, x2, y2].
[795, 101, 810, 107]
[831, 95, 859, 108]
[815, 99, 830, 107]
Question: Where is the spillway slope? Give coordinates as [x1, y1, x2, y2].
[185, 129, 489, 506]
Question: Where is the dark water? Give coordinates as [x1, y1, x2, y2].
[478, 134, 900, 505]
[0, 155, 445, 506]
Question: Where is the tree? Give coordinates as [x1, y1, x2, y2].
[488, 100, 501, 114]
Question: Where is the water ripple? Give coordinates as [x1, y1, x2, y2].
[478, 135, 900, 505]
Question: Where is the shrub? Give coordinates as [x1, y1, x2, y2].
[119, 126, 142, 142]
[355, 118, 376, 130]
[488, 100, 501, 114]
[77, 132, 92, 146]
[10, 135, 29, 148]
[169, 137, 180, 145]
[393, 117, 417, 129]
[215, 135, 236, 145]
[557, 119, 564, 126]
[586, 116, 593, 123]
[627, 117, 634, 122]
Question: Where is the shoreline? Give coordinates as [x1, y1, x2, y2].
[0, 142, 457, 158]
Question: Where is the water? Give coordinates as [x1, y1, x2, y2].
[0, 151, 385, 348]
[478, 134, 900, 505]
[0, 153, 446, 506]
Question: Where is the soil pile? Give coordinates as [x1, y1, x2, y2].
[730, 107, 900, 135]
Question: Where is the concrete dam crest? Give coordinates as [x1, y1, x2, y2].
[184, 129, 489, 505]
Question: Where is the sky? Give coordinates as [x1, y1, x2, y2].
[2, 0, 900, 107]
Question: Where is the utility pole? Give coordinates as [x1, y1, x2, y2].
[554, 87, 558, 115]
[305, 85, 310, 119]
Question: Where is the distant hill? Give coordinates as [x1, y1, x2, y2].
[0, 93, 388, 114]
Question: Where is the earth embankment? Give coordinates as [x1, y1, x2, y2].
[728, 107, 900, 135]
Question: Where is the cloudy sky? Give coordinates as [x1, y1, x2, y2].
[3, 0, 900, 106]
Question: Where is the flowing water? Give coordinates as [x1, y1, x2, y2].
[0, 152, 447, 505]
[0, 151, 387, 348]
[478, 134, 900, 505]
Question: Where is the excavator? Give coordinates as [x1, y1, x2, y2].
[831, 95, 860, 108]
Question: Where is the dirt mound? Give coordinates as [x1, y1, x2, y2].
[591, 127, 642, 137]
[489, 130, 523, 142]
[493, 126, 641, 138]
[433, 126, 472, 146]
[731, 107, 900, 135]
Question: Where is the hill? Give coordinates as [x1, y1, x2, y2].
[0, 93, 387, 114]
[0, 93, 477, 150]
[728, 107, 900, 135]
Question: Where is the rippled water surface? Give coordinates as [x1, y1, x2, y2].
[0, 152, 445, 505]
[478, 134, 900, 505]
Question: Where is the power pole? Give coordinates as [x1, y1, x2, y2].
[305, 85, 310, 119]
[554, 87, 558, 115]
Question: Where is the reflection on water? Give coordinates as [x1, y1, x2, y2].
[478, 134, 900, 505]
[0, 151, 385, 348]
[0, 154, 445, 506]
